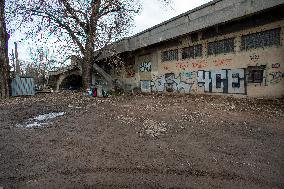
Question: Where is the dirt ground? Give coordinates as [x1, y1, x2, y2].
[0, 92, 283, 189]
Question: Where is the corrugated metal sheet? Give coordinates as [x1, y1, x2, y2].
[11, 76, 35, 96]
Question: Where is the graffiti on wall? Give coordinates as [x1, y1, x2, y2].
[270, 72, 284, 84]
[139, 60, 151, 72]
[181, 71, 193, 79]
[192, 60, 207, 69]
[214, 58, 232, 67]
[143, 73, 194, 93]
[164, 73, 193, 93]
[197, 69, 245, 94]
[151, 74, 165, 92]
[127, 71, 136, 77]
[125, 63, 136, 78]
[140, 80, 151, 93]
[126, 69, 135, 77]
[176, 62, 189, 70]
[249, 53, 260, 62]
[163, 66, 170, 71]
[272, 63, 280, 69]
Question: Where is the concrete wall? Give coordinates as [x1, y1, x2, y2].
[111, 20, 284, 98]
[99, 0, 284, 57]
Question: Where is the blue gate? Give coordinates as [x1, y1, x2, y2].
[11, 76, 35, 96]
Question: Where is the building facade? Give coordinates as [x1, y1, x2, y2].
[97, 0, 284, 98]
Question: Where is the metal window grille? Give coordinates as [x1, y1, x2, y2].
[182, 44, 202, 59]
[241, 28, 281, 51]
[162, 49, 178, 62]
[208, 38, 235, 55]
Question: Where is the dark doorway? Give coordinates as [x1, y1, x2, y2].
[60, 74, 82, 90]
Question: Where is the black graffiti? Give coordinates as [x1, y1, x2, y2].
[270, 72, 284, 83]
[249, 54, 260, 62]
[272, 63, 280, 69]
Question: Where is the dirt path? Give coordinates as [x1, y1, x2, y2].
[0, 93, 283, 188]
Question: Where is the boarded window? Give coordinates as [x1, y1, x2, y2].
[208, 38, 235, 55]
[182, 44, 202, 59]
[241, 28, 281, 51]
[247, 66, 266, 83]
[162, 49, 178, 62]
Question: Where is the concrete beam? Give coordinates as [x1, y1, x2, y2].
[97, 0, 284, 59]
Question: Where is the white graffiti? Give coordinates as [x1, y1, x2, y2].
[151, 73, 166, 92]
[148, 73, 193, 93]
[197, 71, 211, 92]
[140, 80, 151, 93]
[139, 61, 152, 72]
[197, 69, 245, 94]
[228, 69, 245, 94]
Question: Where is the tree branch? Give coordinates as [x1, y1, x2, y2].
[28, 8, 85, 54]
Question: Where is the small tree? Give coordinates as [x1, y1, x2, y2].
[0, 0, 9, 98]
[25, 46, 57, 87]
[7, 0, 171, 90]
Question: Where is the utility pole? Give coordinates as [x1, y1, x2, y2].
[11, 49, 16, 76]
[14, 42, 20, 75]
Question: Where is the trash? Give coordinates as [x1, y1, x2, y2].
[102, 89, 108, 98]
[87, 88, 93, 96]
[93, 88, 97, 97]
[34, 112, 65, 121]
[16, 112, 65, 128]
[97, 86, 103, 97]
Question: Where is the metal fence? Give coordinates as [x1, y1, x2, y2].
[11, 76, 35, 96]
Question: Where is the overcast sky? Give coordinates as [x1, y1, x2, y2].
[9, 0, 212, 62]
[132, 0, 212, 35]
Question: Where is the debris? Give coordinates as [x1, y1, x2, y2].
[141, 119, 167, 137]
[16, 112, 65, 128]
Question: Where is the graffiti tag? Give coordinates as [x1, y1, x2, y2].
[125, 65, 135, 78]
[272, 63, 280, 69]
[192, 60, 207, 69]
[197, 69, 245, 94]
[213, 58, 232, 67]
[180, 71, 193, 79]
[139, 60, 151, 72]
[140, 80, 151, 93]
[176, 63, 189, 70]
[270, 72, 284, 84]
[146, 73, 193, 94]
[250, 54, 260, 62]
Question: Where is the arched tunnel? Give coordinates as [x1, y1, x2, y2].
[59, 74, 83, 90]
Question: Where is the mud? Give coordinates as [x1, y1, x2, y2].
[0, 92, 283, 188]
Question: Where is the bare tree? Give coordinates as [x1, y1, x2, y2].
[0, 0, 9, 98]
[7, 0, 171, 90]
[25, 46, 57, 88]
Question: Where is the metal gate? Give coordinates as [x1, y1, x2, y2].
[11, 76, 35, 96]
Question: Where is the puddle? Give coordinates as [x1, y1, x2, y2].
[16, 112, 65, 128]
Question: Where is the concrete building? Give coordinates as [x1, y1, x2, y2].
[94, 0, 284, 98]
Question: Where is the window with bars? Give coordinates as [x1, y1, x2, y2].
[162, 49, 178, 62]
[241, 28, 281, 51]
[182, 44, 202, 59]
[208, 38, 235, 56]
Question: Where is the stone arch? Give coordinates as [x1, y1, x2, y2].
[56, 69, 82, 91]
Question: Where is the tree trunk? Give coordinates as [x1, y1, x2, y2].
[0, 0, 9, 98]
[81, 55, 93, 90]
